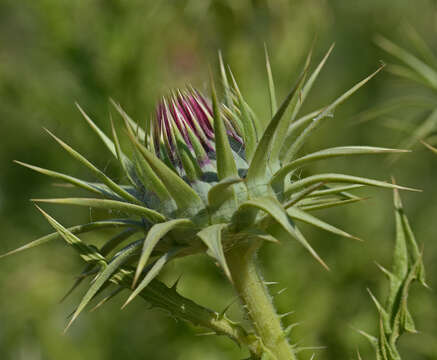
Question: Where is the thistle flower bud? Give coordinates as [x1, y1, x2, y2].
[150, 88, 243, 179]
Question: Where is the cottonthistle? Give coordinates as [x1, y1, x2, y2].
[3, 46, 417, 359]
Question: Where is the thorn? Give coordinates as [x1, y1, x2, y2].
[121, 297, 132, 310]
[264, 281, 279, 286]
[276, 288, 287, 295]
[171, 274, 183, 290]
[219, 296, 239, 319]
[279, 311, 294, 319]
[295, 346, 326, 353]
[284, 322, 301, 337]
[196, 332, 217, 337]
[374, 261, 392, 278]
[421, 139, 437, 154]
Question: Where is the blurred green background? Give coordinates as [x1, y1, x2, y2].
[1, 0, 436, 359]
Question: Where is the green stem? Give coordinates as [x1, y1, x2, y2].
[226, 240, 297, 360]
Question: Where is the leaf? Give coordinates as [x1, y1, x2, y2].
[308, 184, 364, 198]
[273, 146, 408, 185]
[207, 177, 244, 209]
[197, 224, 232, 281]
[32, 197, 166, 223]
[286, 207, 361, 241]
[35, 206, 106, 264]
[90, 286, 124, 312]
[283, 64, 385, 163]
[110, 99, 146, 141]
[0, 219, 141, 258]
[123, 248, 182, 308]
[66, 240, 143, 331]
[110, 117, 136, 186]
[284, 182, 325, 209]
[289, 43, 335, 122]
[246, 58, 309, 190]
[238, 197, 328, 270]
[284, 173, 419, 197]
[299, 197, 366, 212]
[264, 44, 277, 117]
[421, 140, 437, 154]
[269, 46, 313, 169]
[76, 103, 119, 158]
[375, 35, 437, 90]
[210, 71, 238, 180]
[133, 218, 193, 287]
[126, 131, 205, 215]
[392, 184, 426, 287]
[398, 108, 437, 151]
[228, 69, 258, 160]
[14, 161, 112, 197]
[45, 129, 142, 205]
[218, 51, 234, 109]
[60, 228, 139, 303]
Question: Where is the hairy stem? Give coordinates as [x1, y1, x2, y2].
[226, 240, 297, 360]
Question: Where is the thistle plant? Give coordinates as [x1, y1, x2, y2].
[357, 29, 437, 152]
[2, 46, 420, 359]
[359, 185, 427, 360]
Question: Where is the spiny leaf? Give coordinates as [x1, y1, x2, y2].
[110, 117, 136, 186]
[246, 57, 309, 189]
[126, 131, 205, 215]
[238, 197, 329, 270]
[264, 44, 277, 117]
[308, 184, 364, 198]
[76, 103, 119, 159]
[273, 146, 408, 186]
[269, 45, 313, 170]
[45, 129, 142, 205]
[14, 161, 111, 197]
[130, 136, 174, 203]
[0, 220, 141, 258]
[284, 173, 419, 197]
[375, 35, 437, 90]
[284, 182, 325, 209]
[197, 224, 232, 281]
[299, 197, 367, 212]
[289, 43, 335, 123]
[393, 184, 427, 286]
[60, 228, 138, 303]
[210, 70, 238, 180]
[100, 228, 140, 257]
[286, 207, 361, 241]
[90, 286, 124, 312]
[123, 248, 182, 308]
[66, 240, 143, 331]
[110, 99, 146, 141]
[35, 206, 106, 264]
[283, 64, 385, 163]
[32, 197, 166, 223]
[228, 69, 258, 160]
[421, 140, 437, 154]
[218, 51, 233, 109]
[133, 218, 193, 287]
[208, 177, 244, 209]
[398, 108, 437, 151]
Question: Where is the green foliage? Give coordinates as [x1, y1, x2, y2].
[359, 186, 427, 360]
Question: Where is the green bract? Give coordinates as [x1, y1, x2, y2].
[3, 46, 418, 359]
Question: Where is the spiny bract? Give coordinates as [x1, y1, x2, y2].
[4, 46, 414, 331]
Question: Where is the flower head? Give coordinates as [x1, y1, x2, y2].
[151, 89, 243, 177]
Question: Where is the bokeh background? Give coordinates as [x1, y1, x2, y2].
[0, 1, 436, 359]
